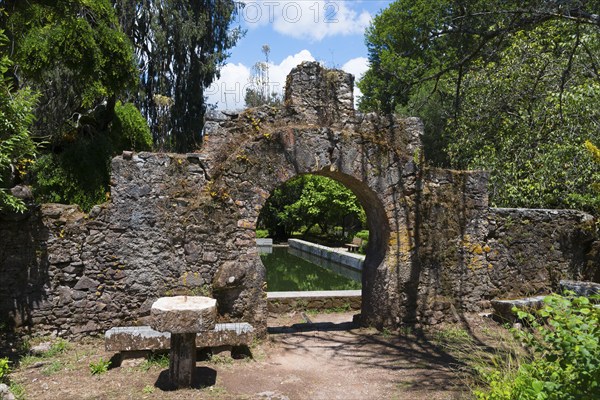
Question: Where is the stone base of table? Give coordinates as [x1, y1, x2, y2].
[149, 296, 217, 390]
[169, 332, 197, 388]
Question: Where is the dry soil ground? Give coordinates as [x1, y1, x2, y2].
[4, 311, 505, 400]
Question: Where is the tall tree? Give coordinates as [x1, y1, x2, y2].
[245, 44, 282, 108]
[359, 0, 600, 115]
[359, 0, 600, 213]
[112, 0, 243, 152]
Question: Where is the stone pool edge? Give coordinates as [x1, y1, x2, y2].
[267, 290, 361, 313]
[288, 238, 364, 271]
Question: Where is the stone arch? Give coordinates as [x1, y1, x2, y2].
[201, 62, 423, 331]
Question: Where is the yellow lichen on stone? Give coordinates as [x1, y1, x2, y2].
[472, 244, 484, 255]
[387, 227, 413, 266]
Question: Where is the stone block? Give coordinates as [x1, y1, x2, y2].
[73, 276, 100, 291]
[149, 296, 216, 334]
[559, 280, 600, 297]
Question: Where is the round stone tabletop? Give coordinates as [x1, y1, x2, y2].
[149, 296, 217, 334]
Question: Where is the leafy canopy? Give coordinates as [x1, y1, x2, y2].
[359, 0, 600, 213]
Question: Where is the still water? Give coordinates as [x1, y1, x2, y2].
[260, 246, 362, 292]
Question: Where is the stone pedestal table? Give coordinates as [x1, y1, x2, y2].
[149, 296, 216, 388]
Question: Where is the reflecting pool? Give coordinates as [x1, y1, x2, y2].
[261, 246, 362, 292]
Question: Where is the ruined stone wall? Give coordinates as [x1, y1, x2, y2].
[414, 174, 595, 324]
[1, 62, 597, 337]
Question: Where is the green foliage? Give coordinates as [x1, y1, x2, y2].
[32, 135, 112, 211]
[2, 1, 145, 212]
[3, 0, 137, 140]
[360, 1, 600, 213]
[354, 230, 370, 254]
[111, 101, 152, 151]
[476, 293, 600, 399]
[0, 29, 37, 212]
[255, 229, 269, 239]
[89, 357, 110, 375]
[355, 230, 369, 241]
[258, 175, 365, 239]
[0, 357, 9, 383]
[447, 23, 600, 212]
[8, 382, 24, 399]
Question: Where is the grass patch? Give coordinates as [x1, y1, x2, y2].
[380, 327, 393, 338]
[9, 382, 25, 400]
[427, 323, 529, 395]
[208, 354, 234, 365]
[304, 304, 352, 316]
[142, 384, 155, 394]
[89, 357, 111, 375]
[45, 339, 69, 357]
[139, 353, 169, 372]
[41, 360, 64, 376]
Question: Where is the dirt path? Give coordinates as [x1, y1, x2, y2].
[7, 312, 470, 400]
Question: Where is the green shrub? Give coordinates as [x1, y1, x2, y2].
[0, 357, 9, 383]
[45, 338, 68, 357]
[111, 102, 152, 151]
[0, 29, 38, 213]
[89, 357, 111, 375]
[32, 134, 112, 212]
[256, 229, 269, 238]
[354, 230, 370, 241]
[355, 230, 369, 254]
[476, 293, 600, 399]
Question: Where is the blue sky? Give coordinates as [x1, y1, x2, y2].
[206, 0, 394, 109]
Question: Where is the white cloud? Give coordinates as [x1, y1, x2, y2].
[342, 57, 369, 80]
[342, 57, 369, 105]
[206, 50, 315, 110]
[237, 1, 372, 41]
[205, 63, 251, 110]
[207, 52, 371, 111]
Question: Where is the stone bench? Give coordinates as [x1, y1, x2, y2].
[105, 323, 254, 360]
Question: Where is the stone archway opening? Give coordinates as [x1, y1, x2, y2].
[253, 170, 390, 326]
